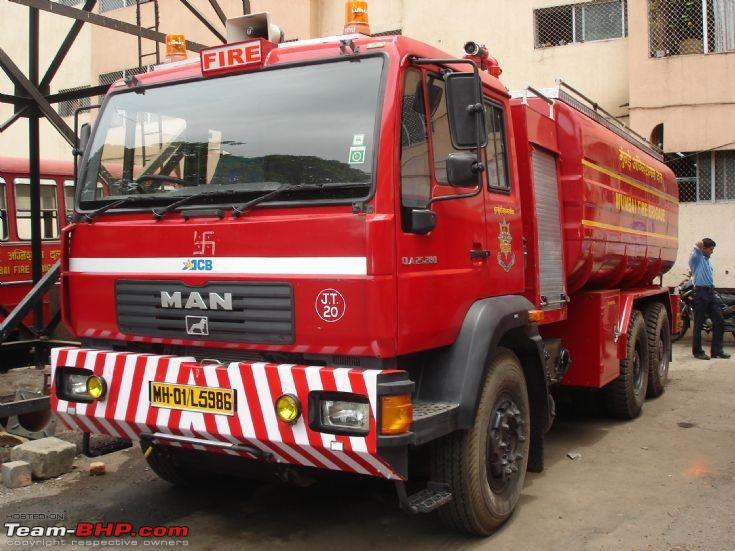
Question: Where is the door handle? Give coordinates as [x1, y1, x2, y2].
[469, 249, 490, 261]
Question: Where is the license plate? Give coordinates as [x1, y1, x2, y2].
[149, 382, 236, 416]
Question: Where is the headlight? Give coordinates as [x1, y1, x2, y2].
[309, 392, 370, 435]
[320, 400, 370, 432]
[56, 368, 106, 403]
[65, 373, 90, 400]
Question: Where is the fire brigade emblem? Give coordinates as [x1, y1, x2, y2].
[497, 218, 516, 272]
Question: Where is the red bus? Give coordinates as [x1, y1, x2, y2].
[0, 157, 74, 357]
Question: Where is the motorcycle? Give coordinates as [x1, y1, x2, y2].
[672, 273, 735, 342]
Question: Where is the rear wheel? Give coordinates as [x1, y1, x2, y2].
[431, 349, 530, 535]
[604, 309, 649, 419]
[643, 303, 670, 398]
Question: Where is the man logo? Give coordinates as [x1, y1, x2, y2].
[161, 291, 232, 310]
[186, 315, 209, 336]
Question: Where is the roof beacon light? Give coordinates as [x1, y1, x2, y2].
[165, 34, 187, 63]
[344, 1, 370, 35]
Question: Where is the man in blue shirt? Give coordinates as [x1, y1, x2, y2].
[689, 238, 730, 360]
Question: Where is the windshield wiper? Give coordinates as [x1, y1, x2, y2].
[152, 189, 235, 220]
[231, 184, 301, 218]
[230, 182, 367, 217]
[80, 195, 158, 222]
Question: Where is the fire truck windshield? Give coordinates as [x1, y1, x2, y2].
[78, 56, 384, 211]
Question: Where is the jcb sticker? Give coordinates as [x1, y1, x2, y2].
[182, 259, 213, 271]
[316, 289, 346, 323]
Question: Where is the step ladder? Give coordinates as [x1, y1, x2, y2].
[136, 0, 161, 69]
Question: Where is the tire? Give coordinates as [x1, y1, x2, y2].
[642, 303, 670, 398]
[431, 349, 530, 535]
[671, 310, 689, 342]
[604, 309, 649, 419]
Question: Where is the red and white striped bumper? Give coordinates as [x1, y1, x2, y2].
[50, 347, 407, 480]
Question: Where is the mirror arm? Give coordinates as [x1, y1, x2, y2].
[412, 56, 487, 206]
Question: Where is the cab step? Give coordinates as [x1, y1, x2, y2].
[395, 481, 453, 514]
[411, 401, 459, 445]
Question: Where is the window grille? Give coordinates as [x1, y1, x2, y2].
[98, 65, 153, 101]
[99, 0, 150, 14]
[674, 150, 735, 202]
[58, 85, 91, 117]
[649, 0, 735, 57]
[535, 0, 628, 48]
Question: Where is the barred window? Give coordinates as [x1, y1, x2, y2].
[534, 0, 628, 48]
[58, 86, 91, 118]
[649, 0, 735, 57]
[675, 150, 735, 202]
[98, 66, 152, 102]
[99, 0, 150, 13]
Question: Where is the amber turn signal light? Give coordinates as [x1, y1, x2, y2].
[380, 394, 412, 435]
[528, 309, 545, 322]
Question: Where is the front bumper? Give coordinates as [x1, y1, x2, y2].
[50, 347, 409, 480]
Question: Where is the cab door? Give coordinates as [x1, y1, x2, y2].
[480, 95, 524, 296]
[395, 68, 490, 353]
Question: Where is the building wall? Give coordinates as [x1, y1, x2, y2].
[627, 1, 735, 288]
[0, 1, 92, 161]
[664, 202, 735, 288]
[627, 0, 735, 152]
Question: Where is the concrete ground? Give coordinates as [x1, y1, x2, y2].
[1, 336, 734, 550]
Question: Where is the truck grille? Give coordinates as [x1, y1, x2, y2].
[116, 280, 294, 344]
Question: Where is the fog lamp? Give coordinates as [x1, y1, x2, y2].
[86, 375, 107, 401]
[320, 400, 370, 434]
[275, 394, 301, 424]
[380, 394, 412, 435]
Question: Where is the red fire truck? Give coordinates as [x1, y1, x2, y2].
[51, 12, 678, 535]
[0, 157, 73, 360]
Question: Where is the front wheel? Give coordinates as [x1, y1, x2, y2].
[431, 349, 530, 535]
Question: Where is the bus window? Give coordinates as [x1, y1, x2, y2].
[14, 179, 59, 240]
[0, 178, 7, 240]
[63, 180, 75, 219]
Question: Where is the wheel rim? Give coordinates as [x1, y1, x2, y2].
[486, 396, 525, 494]
[657, 332, 669, 379]
[632, 348, 644, 395]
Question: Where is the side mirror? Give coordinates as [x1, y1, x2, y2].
[445, 72, 487, 150]
[78, 123, 91, 156]
[406, 208, 436, 235]
[446, 153, 481, 187]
